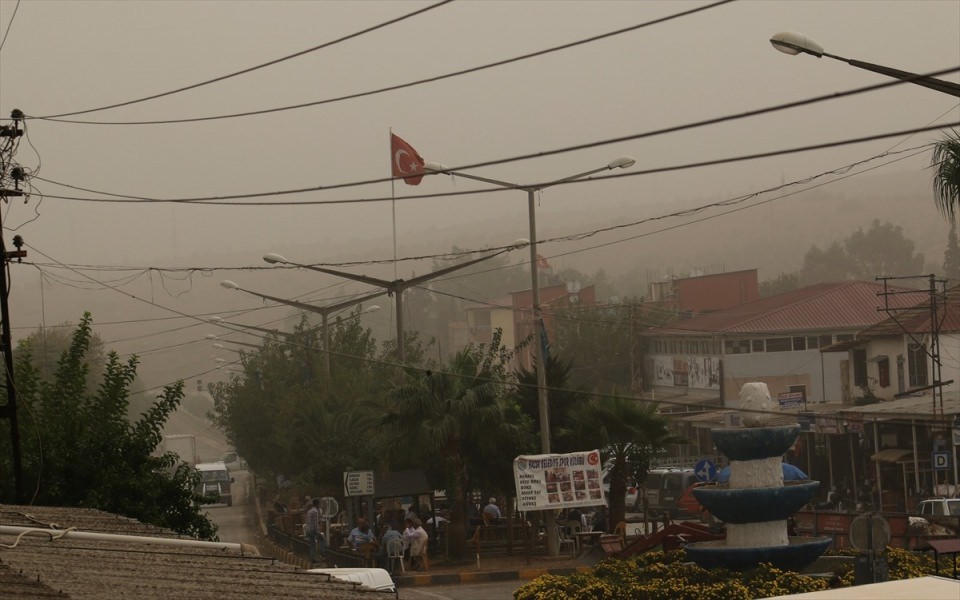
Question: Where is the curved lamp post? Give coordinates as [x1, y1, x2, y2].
[770, 31, 960, 97]
[422, 156, 636, 556]
[220, 280, 385, 377]
[263, 240, 526, 367]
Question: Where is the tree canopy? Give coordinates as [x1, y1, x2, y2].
[2, 313, 217, 539]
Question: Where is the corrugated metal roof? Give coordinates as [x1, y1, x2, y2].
[0, 505, 382, 599]
[645, 281, 928, 336]
[854, 283, 960, 338]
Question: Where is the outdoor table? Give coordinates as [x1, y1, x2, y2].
[573, 530, 603, 553]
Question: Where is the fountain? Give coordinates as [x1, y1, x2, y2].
[685, 382, 832, 571]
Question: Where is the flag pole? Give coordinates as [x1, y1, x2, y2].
[389, 127, 398, 280]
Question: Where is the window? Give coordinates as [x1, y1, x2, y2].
[765, 337, 792, 352]
[807, 336, 821, 349]
[751, 339, 765, 352]
[908, 343, 928, 387]
[836, 334, 854, 342]
[725, 339, 751, 354]
[877, 357, 890, 388]
[793, 337, 806, 351]
[853, 349, 868, 387]
[820, 335, 833, 347]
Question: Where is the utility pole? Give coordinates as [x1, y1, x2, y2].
[0, 109, 26, 503]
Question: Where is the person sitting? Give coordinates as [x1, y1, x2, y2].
[403, 517, 430, 571]
[377, 524, 402, 571]
[347, 518, 378, 564]
[592, 506, 608, 533]
[483, 497, 502, 522]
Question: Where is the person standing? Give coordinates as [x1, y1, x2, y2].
[403, 518, 430, 571]
[304, 498, 321, 565]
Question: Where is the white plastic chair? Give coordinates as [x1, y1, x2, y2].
[386, 538, 405, 574]
[557, 526, 577, 557]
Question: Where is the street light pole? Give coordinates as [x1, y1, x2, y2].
[423, 157, 636, 555]
[769, 31, 960, 98]
[220, 281, 386, 377]
[263, 243, 524, 367]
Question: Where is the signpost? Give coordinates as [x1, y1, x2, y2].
[931, 451, 951, 471]
[695, 459, 717, 483]
[777, 391, 804, 410]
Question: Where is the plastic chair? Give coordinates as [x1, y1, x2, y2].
[556, 526, 577, 557]
[385, 538, 404, 574]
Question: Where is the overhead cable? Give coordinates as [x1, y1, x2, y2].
[28, 0, 735, 125]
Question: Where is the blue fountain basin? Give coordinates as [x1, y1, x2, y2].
[685, 536, 833, 571]
[693, 481, 820, 524]
[711, 425, 800, 461]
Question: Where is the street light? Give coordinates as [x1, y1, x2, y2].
[220, 280, 385, 377]
[263, 241, 525, 366]
[423, 156, 636, 556]
[769, 31, 960, 98]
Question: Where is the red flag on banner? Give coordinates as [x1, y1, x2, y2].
[390, 133, 425, 185]
[537, 254, 551, 269]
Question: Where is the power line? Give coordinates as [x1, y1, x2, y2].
[0, 0, 22, 54]
[28, 1, 455, 120]
[28, 0, 736, 125]
[29, 68, 960, 206]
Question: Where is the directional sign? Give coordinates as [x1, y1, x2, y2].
[932, 451, 951, 471]
[343, 470, 375, 496]
[695, 459, 717, 482]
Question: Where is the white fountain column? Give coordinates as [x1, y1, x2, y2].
[725, 382, 789, 548]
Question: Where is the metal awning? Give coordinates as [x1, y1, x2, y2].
[871, 448, 912, 463]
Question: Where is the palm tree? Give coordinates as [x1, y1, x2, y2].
[384, 341, 527, 559]
[557, 396, 684, 530]
[931, 129, 960, 221]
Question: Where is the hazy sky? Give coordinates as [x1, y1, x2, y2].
[0, 0, 958, 389]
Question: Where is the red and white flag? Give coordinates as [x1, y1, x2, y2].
[537, 254, 551, 269]
[390, 133, 425, 185]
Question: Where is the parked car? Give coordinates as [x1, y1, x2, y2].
[196, 461, 234, 507]
[642, 468, 698, 519]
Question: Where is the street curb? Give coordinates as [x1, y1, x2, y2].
[394, 565, 591, 587]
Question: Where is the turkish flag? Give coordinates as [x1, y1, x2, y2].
[390, 133, 425, 185]
[537, 254, 551, 269]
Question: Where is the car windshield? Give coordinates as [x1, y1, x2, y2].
[200, 470, 228, 483]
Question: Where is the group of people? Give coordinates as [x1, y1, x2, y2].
[344, 516, 430, 572]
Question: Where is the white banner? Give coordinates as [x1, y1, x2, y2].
[513, 449, 605, 511]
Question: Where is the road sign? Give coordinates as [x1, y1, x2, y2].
[932, 451, 951, 471]
[343, 470, 375, 496]
[695, 459, 717, 482]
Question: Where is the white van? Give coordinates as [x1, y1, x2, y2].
[196, 461, 234, 507]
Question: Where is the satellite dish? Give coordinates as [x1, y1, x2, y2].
[850, 513, 890, 552]
[318, 496, 339, 519]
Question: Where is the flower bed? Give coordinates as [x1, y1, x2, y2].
[513, 548, 948, 600]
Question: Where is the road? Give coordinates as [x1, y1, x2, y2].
[399, 581, 521, 600]
[204, 468, 267, 552]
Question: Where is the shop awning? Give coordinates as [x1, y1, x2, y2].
[871, 448, 912, 463]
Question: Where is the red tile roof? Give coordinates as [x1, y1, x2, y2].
[644, 281, 929, 336]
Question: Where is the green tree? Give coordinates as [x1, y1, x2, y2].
[557, 396, 682, 530]
[3, 313, 216, 538]
[944, 220, 960, 277]
[931, 129, 960, 221]
[552, 302, 635, 392]
[800, 221, 924, 283]
[514, 353, 590, 454]
[760, 272, 800, 297]
[384, 334, 529, 559]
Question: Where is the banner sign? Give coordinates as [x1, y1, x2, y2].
[778, 392, 804, 409]
[513, 449, 605, 511]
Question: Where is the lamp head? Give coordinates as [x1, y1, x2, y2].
[205, 334, 218, 340]
[263, 253, 288, 265]
[213, 343, 225, 350]
[423, 161, 450, 173]
[364, 305, 382, 314]
[769, 31, 824, 57]
[221, 280, 240, 290]
[607, 156, 636, 170]
[510, 238, 530, 249]
[210, 316, 224, 323]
